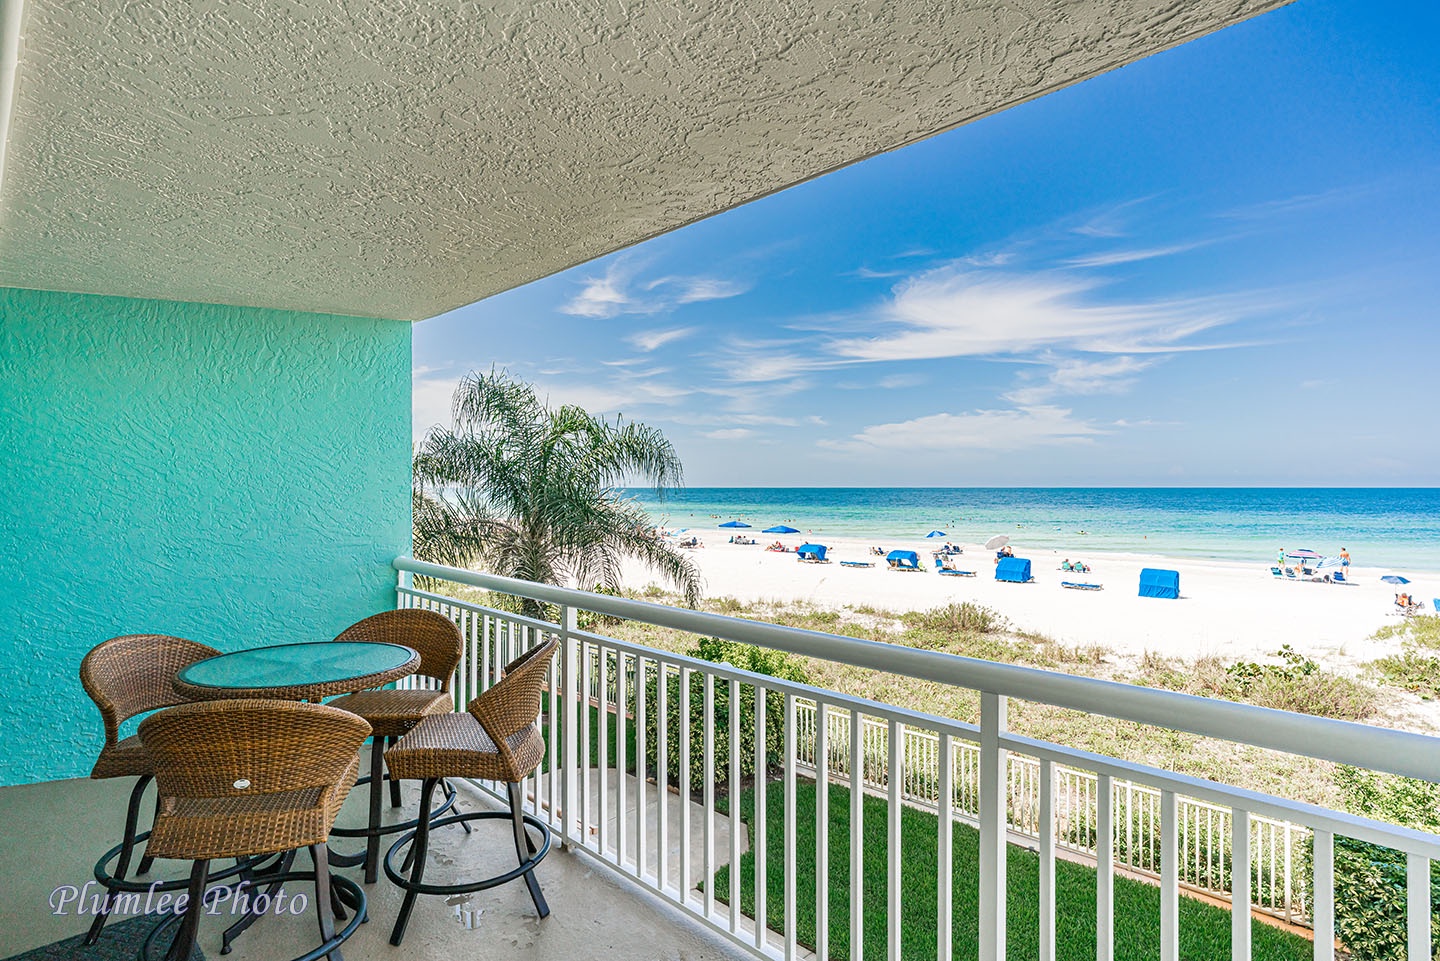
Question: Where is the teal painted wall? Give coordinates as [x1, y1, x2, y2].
[0, 288, 411, 785]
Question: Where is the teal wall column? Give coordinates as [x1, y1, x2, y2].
[0, 288, 411, 785]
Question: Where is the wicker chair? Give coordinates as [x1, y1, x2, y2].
[383, 637, 558, 946]
[136, 699, 371, 961]
[326, 608, 464, 882]
[78, 634, 221, 944]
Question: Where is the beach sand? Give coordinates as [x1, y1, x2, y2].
[625, 534, 1439, 670]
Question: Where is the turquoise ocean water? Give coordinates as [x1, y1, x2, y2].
[621, 488, 1440, 572]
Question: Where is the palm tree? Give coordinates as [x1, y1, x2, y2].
[412, 369, 702, 614]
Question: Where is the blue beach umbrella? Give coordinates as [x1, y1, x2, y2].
[719, 520, 751, 528]
[925, 530, 947, 538]
[763, 525, 800, 534]
[1381, 575, 1411, 585]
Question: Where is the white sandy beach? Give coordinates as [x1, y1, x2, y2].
[625, 534, 1439, 670]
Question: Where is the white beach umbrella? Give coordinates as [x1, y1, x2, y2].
[984, 534, 1010, 551]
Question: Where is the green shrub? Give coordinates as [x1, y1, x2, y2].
[1331, 767, 1440, 960]
[1373, 615, 1440, 649]
[1372, 651, 1440, 698]
[709, 595, 746, 614]
[902, 602, 1008, 635]
[1371, 616, 1440, 698]
[1332, 841, 1440, 961]
[1221, 645, 1376, 719]
[576, 584, 625, 631]
[643, 637, 810, 793]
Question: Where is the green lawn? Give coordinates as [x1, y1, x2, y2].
[714, 779, 1313, 961]
[541, 695, 637, 773]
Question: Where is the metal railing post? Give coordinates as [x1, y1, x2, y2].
[979, 692, 1008, 961]
[559, 604, 579, 849]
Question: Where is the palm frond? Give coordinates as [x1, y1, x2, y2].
[414, 369, 698, 606]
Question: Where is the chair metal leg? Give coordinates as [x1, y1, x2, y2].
[221, 849, 295, 954]
[445, 780, 472, 834]
[137, 785, 161, 875]
[312, 843, 343, 961]
[508, 781, 549, 918]
[163, 859, 209, 961]
[389, 778, 438, 946]
[85, 774, 152, 946]
[387, 737, 402, 808]
[330, 881, 348, 923]
[364, 739, 385, 884]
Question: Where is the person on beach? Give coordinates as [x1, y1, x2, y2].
[1341, 548, 1351, 572]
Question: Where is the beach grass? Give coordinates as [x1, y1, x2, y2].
[606, 591, 1355, 808]
[1370, 614, 1440, 698]
[713, 777, 1313, 961]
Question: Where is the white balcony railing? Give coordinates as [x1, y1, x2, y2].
[391, 556, 1440, 961]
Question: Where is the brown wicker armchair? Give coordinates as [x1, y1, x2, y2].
[137, 699, 371, 961]
[78, 633, 220, 944]
[326, 608, 464, 882]
[382, 636, 558, 946]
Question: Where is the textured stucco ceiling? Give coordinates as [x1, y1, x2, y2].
[0, 0, 1289, 322]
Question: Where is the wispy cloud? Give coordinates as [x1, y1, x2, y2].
[1071, 196, 1158, 238]
[675, 278, 747, 303]
[822, 405, 1105, 453]
[562, 260, 748, 318]
[1217, 183, 1374, 221]
[703, 428, 755, 441]
[563, 266, 631, 318]
[828, 267, 1248, 364]
[670, 412, 824, 428]
[1003, 355, 1155, 404]
[628, 326, 696, 352]
[1064, 241, 1208, 268]
[878, 373, 927, 389]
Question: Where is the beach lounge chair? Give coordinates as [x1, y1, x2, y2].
[936, 555, 975, 576]
[840, 560, 875, 568]
[995, 557, 1033, 583]
[797, 543, 830, 563]
[886, 550, 921, 571]
[1061, 581, 1103, 591]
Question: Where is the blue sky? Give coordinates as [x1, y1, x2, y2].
[413, 0, 1440, 487]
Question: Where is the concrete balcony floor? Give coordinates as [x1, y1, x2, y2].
[0, 750, 752, 960]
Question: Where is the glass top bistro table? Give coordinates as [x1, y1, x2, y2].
[174, 641, 419, 701]
[170, 640, 422, 952]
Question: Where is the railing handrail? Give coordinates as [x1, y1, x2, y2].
[399, 584, 989, 741]
[395, 556, 1440, 782]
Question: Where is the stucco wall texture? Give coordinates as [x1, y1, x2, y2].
[0, 287, 411, 785]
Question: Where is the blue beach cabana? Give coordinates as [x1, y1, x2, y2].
[1139, 568, 1180, 599]
[798, 543, 829, 563]
[719, 520, 751, 528]
[887, 550, 921, 571]
[995, 557, 1033, 583]
[763, 525, 800, 534]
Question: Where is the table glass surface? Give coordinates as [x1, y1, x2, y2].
[176, 641, 416, 691]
